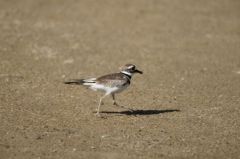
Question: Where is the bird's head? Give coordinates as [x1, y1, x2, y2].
[120, 64, 143, 77]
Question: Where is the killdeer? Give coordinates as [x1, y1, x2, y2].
[64, 64, 143, 116]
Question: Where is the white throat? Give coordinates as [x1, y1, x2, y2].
[121, 71, 133, 77]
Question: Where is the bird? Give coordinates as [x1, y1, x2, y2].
[64, 64, 143, 116]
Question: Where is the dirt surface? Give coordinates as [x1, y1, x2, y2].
[0, 0, 240, 158]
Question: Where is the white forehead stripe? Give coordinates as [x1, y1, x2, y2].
[127, 65, 135, 69]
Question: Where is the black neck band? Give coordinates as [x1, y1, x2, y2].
[121, 72, 132, 79]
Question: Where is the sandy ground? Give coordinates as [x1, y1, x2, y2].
[0, 0, 240, 158]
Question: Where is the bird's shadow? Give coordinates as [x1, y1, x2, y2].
[101, 109, 180, 116]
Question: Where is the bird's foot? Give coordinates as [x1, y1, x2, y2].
[95, 112, 102, 117]
[113, 102, 118, 106]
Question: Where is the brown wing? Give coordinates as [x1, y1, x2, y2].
[96, 73, 130, 87]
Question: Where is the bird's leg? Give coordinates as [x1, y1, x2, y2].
[111, 93, 118, 106]
[111, 93, 134, 111]
[96, 94, 108, 116]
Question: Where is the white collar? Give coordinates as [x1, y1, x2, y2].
[120, 71, 132, 76]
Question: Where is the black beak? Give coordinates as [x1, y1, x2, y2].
[135, 69, 143, 74]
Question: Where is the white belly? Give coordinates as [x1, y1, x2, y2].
[90, 83, 129, 95]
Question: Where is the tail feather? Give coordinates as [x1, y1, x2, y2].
[64, 78, 96, 85]
[64, 79, 84, 85]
